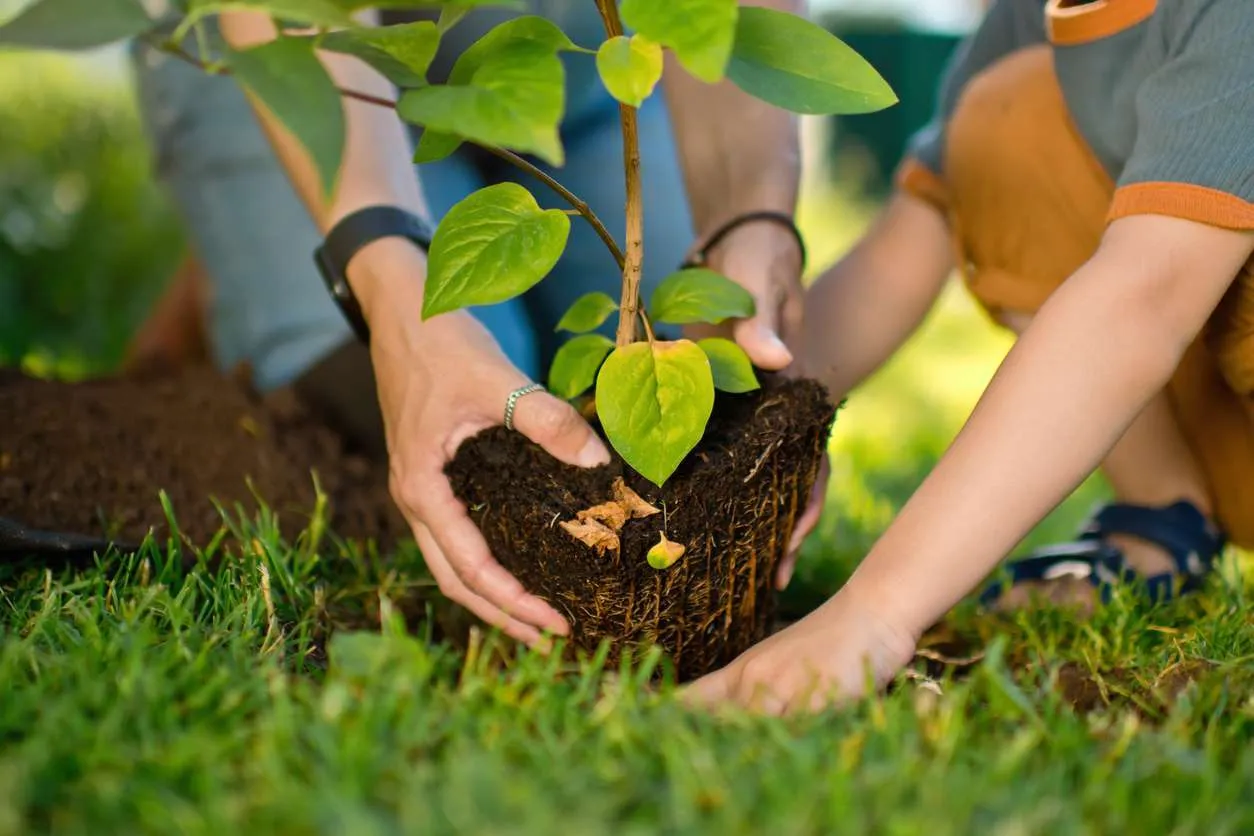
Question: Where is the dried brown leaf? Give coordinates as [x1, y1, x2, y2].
[559, 518, 620, 554]
[612, 477, 661, 518]
[576, 501, 629, 532]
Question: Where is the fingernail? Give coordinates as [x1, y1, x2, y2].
[777, 558, 795, 590]
[577, 436, 611, 468]
[759, 326, 793, 362]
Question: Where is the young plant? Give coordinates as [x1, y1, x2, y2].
[1, 0, 896, 487]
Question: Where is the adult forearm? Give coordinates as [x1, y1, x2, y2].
[662, 0, 803, 234]
[218, 11, 432, 321]
[803, 192, 953, 398]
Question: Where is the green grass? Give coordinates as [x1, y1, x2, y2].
[1, 504, 1251, 834]
[1, 59, 1252, 835]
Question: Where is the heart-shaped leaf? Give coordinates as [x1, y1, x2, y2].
[227, 36, 345, 199]
[422, 182, 570, 318]
[319, 21, 441, 88]
[620, 0, 737, 83]
[0, 0, 153, 49]
[698, 337, 759, 393]
[549, 334, 614, 400]
[649, 268, 755, 325]
[596, 340, 714, 486]
[727, 7, 897, 115]
[556, 292, 619, 334]
[595, 34, 663, 108]
[398, 40, 565, 165]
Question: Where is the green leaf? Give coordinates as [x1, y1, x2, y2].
[446, 14, 583, 84]
[181, 0, 355, 34]
[437, 5, 469, 33]
[333, 0, 523, 11]
[404, 15, 583, 164]
[649, 268, 755, 325]
[549, 334, 614, 400]
[423, 182, 570, 318]
[0, 0, 153, 50]
[227, 36, 345, 199]
[556, 292, 619, 334]
[596, 340, 714, 487]
[595, 34, 662, 108]
[698, 337, 759, 393]
[413, 129, 463, 164]
[620, 0, 736, 83]
[319, 21, 440, 88]
[727, 7, 897, 115]
[398, 40, 566, 165]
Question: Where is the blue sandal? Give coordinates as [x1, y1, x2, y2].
[979, 500, 1225, 607]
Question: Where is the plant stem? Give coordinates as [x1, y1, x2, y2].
[615, 105, 645, 346]
[152, 37, 626, 271]
[593, 0, 645, 347]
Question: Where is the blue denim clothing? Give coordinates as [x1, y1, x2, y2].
[128, 4, 692, 389]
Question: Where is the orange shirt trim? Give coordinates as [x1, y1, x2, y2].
[1045, 0, 1158, 46]
[894, 157, 949, 214]
[1108, 182, 1254, 230]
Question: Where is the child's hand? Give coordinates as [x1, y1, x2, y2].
[682, 589, 917, 714]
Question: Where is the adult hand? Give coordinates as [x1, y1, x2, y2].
[687, 218, 804, 371]
[356, 240, 610, 647]
[686, 219, 828, 588]
[682, 586, 917, 715]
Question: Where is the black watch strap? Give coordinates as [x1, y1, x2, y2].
[313, 206, 435, 344]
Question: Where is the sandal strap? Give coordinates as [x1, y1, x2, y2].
[1082, 500, 1224, 579]
[977, 540, 1124, 606]
[979, 501, 1224, 608]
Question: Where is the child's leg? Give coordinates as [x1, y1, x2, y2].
[987, 312, 1216, 609]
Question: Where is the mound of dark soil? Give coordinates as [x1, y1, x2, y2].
[446, 374, 836, 681]
[0, 366, 405, 550]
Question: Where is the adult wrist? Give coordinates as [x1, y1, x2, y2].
[345, 237, 429, 334]
[688, 210, 806, 274]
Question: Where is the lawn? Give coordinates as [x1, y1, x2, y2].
[1, 51, 1252, 835]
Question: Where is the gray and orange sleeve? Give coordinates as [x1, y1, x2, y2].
[895, 0, 1047, 213]
[1108, 0, 1254, 230]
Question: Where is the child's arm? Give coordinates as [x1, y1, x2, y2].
[688, 214, 1254, 713]
[800, 192, 954, 399]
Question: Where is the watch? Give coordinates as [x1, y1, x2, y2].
[313, 206, 436, 344]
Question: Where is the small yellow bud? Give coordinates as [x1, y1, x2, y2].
[646, 532, 685, 570]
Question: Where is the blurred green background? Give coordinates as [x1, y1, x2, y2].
[0, 8, 1107, 599]
[0, 47, 185, 376]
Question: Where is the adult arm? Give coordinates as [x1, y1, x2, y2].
[218, 10, 430, 317]
[218, 11, 608, 645]
[659, 0, 806, 369]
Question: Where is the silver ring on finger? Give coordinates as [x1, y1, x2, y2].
[503, 382, 546, 431]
